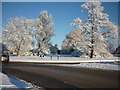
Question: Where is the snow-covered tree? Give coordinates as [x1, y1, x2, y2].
[62, 1, 118, 58]
[61, 24, 87, 56]
[81, 1, 118, 58]
[35, 10, 54, 55]
[62, 29, 83, 51]
[2, 17, 35, 56]
[62, 17, 91, 56]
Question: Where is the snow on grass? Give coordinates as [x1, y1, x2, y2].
[0, 72, 39, 89]
[9, 56, 119, 63]
[9, 56, 120, 71]
[56, 62, 120, 71]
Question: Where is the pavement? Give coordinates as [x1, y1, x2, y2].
[2, 62, 120, 89]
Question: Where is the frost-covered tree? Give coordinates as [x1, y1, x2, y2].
[35, 10, 54, 55]
[81, 1, 118, 58]
[62, 29, 83, 55]
[62, 29, 84, 51]
[62, 18, 88, 56]
[2, 17, 35, 56]
[62, 1, 118, 58]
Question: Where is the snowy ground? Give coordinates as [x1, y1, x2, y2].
[10, 56, 120, 63]
[55, 62, 120, 71]
[10, 55, 119, 63]
[9, 56, 120, 71]
[0, 72, 39, 89]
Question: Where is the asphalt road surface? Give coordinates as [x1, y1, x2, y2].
[2, 62, 120, 89]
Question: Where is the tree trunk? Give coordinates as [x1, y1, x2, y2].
[16, 39, 23, 56]
[37, 43, 41, 56]
[16, 47, 20, 56]
[37, 51, 40, 56]
[90, 36, 94, 58]
[90, 7, 95, 59]
[16, 51, 19, 56]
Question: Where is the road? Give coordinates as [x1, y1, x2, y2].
[2, 62, 119, 89]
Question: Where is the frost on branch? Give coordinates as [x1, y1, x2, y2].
[62, 28, 86, 55]
[62, 1, 118, 58]
[2, 17, 35, 56]
[2, 10, 54, 56]
[35, 10, 54, 55]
